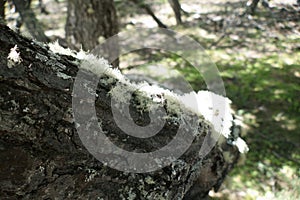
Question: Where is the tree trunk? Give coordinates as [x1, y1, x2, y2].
[0, 0, 6, 20]
[12, 0, 49, 42]
[168, 0, 182, 25]
[246, 0, 260, 15]
[130, 0, 167, 28]
[65, 1, 118, 48]
[0, 24, 241, 199]
[65, 0, 119, 67]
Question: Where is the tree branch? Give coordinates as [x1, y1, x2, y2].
[0, 24, 241, 199]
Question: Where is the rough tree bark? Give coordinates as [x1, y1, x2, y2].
[65, 0, 119, 67]
[0, 24, 241, 199]
[65, 0, 118, 50]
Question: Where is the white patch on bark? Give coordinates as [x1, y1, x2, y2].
[233, 137, 249, 153]
[7, 45, 22, 68]
[48, 41, 75, 56]
[47, 42, 248, 152]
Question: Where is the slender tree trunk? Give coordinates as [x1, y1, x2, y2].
[168, 0, 182, 25]
[0, 23, 242, 199]
[0, 0, 6, 20]
[130, 0, 167, 28]
[12, 0, 49, 42]
[65, 0, 118, 50]
[65, 0, 119, 67]
[246, 0, 260, 15]
[38, 0, 49, 14]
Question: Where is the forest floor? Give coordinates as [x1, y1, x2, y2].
[4, 0, 300, 199]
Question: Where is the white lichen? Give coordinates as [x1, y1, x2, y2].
[47, 42, 249, 152]
[7, 45, 22, 68]
[105, 67, 127, 83]
[79, 54, 110, 77]
[127, 188, 137, 200]
[57, 71, 72, 80]
[232, 137, 249, 153]
[120, 186, 137, 200]
[48, 40, 75, 57]
[85, 169, 99, 182]
[23, 107, 30, 113]
[195, 91, 233, 138]
[38, 166, 45, 173]
[145, 176, 155, 185]
[109, 82, 134, 104]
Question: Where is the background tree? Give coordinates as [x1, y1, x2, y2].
[168, 0, 182, 25]
[0, 0, 6, 20]
[6, 0, 50, 42]
[65, 0, 119, 67]
[246, 0, 270, 15]
[130, 0, 167, 28]
[65, 0, 118, 49]
[246, 0, 260, 14]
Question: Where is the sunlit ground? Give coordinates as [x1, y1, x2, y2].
[4, 0, 300, 199]
[120, 1, 300, 199]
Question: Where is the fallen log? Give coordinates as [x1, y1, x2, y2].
[0, 24, 247, 199]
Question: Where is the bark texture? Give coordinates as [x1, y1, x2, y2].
[65, 0, 118, 51]
[0, 24, 240, 199]
[65, 0, 119, 67]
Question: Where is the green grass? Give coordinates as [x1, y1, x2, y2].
[127, 29, 300, 199]
[176, 47, 300, 198]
